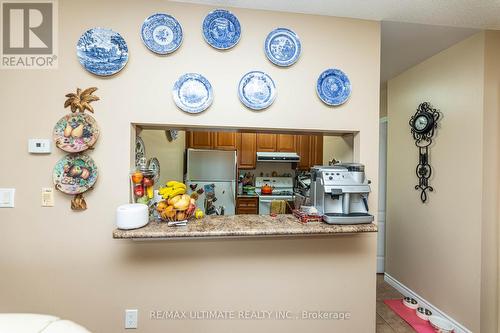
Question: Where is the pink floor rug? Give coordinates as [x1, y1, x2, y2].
[383, 299, 435, 333]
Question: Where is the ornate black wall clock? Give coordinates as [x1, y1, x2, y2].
[409, 102, 440, 203]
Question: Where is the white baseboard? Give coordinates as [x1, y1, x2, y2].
[384, 273, 472, 333]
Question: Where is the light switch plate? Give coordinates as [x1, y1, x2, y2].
[125, 309, 138, 329]
[41, 187, 54, 207]
[28, 139, 51, 154]
[0, 188, 15, 208]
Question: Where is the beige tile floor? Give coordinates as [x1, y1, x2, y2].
[376, 274, 415, 333]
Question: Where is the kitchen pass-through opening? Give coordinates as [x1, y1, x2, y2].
[131, 124, 358, 217]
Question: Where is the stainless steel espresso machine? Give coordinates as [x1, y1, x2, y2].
[311, 164, 374, 224]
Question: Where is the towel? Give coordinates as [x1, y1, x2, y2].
[270, 200, 286, 214]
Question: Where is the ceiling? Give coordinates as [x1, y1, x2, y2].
[173, 0, 500, 29]
[380, 22, 478, 83]
[173, 0, 489, 82]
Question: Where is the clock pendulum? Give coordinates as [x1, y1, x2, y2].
[409, 102, 441, 203]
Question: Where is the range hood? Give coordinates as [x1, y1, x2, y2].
[256, 152, 300, 162]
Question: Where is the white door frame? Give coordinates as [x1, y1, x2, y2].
[377, 117, 388, 273]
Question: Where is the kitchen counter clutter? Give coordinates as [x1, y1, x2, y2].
[113, 214, 377, 240]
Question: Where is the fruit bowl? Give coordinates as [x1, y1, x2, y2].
[157, 206, 195, 222]
[155, 181, 203, 225]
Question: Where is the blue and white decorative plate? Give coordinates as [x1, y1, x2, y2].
[172, 73, 213, 113]
[141, 13, 183, 55]
[202, 9, 241, 50]
[264, 28, 301, 67]
[316, 69, 351, 106]
[77, 28, 128, 76]
[238, 71, 276, 110]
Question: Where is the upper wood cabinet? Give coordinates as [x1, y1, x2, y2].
[296, 135, 312, 170]
[276, 134, 297, 152]
[237, 133, 257, 169]
[186, 131, 213, 149]
[256, 133, 277, 152]
[187, 131, 237, 150]
[310, 134, 324, 166]
[187, 131, 322, 171]
[213, 132, 238, 150]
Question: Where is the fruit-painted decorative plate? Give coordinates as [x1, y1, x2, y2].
[141, 13, 183, 55]
[53, 113, 99, 153]
[316, 68, 351, 106]
[172, 73, 213, 113]
[238, 71, 276, 110]
[202, 9, 241, 50]
[53, 154, 98, 195]
[77, 28, 129, 76]
[264, 28, 301, 67]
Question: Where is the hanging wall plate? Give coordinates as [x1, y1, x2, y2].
[147, 157, 161, 183]
[135, 136, 146, 167]
[53, 113, 100, 153]
[202, 9, 241, 50]
[316, 68, 351, 106]
[172, 73, 214, 113]
[141, 13, 183, 55]
[53, 154, 98, 195]
[238, 71, 276, 110]
[264, 28, 301, 67]
[77, 28, 129, 76]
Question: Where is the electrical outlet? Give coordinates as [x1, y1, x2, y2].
[125, 309, 138, 329]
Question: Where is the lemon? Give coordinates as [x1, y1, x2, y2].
[195, 209, 204, 219]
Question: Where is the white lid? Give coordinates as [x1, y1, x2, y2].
[117, 203, 148, 212]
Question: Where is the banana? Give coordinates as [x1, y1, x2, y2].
[166, 181, 186, 189]
[169, 187, 186, 197]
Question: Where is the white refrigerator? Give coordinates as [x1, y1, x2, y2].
[185, 149, 237, 215]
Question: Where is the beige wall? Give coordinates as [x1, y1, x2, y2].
[483, 31, 500, 333]
[140, 129, 185, 185]
[0, 1, 380, 332]
[323, 135, 354, 164]
[387, 32, 499, 332]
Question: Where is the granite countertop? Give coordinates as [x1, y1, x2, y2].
[113, 214, 377, 240]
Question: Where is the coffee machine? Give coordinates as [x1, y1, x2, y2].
[311, 164, 374, 224]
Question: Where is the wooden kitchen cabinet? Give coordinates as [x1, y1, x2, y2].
[186, 131, 213, 149]
[310, 134, 324, 166]
[256, 133, 277, 152]
[276, 134, 297, 152]
[187, 131, 237, 150]
[237, 133, 257, 169]
[296, 135, 312, 170]
[213, 132, 238, 150]
[236, 197, 259, 214]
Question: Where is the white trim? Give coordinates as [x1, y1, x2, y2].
[384, 273, 472, 333]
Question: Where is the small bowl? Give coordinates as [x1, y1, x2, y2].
[403, 297, 419, 309]
[416, 307, 432, 321]
[429, 315, 454, 333]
